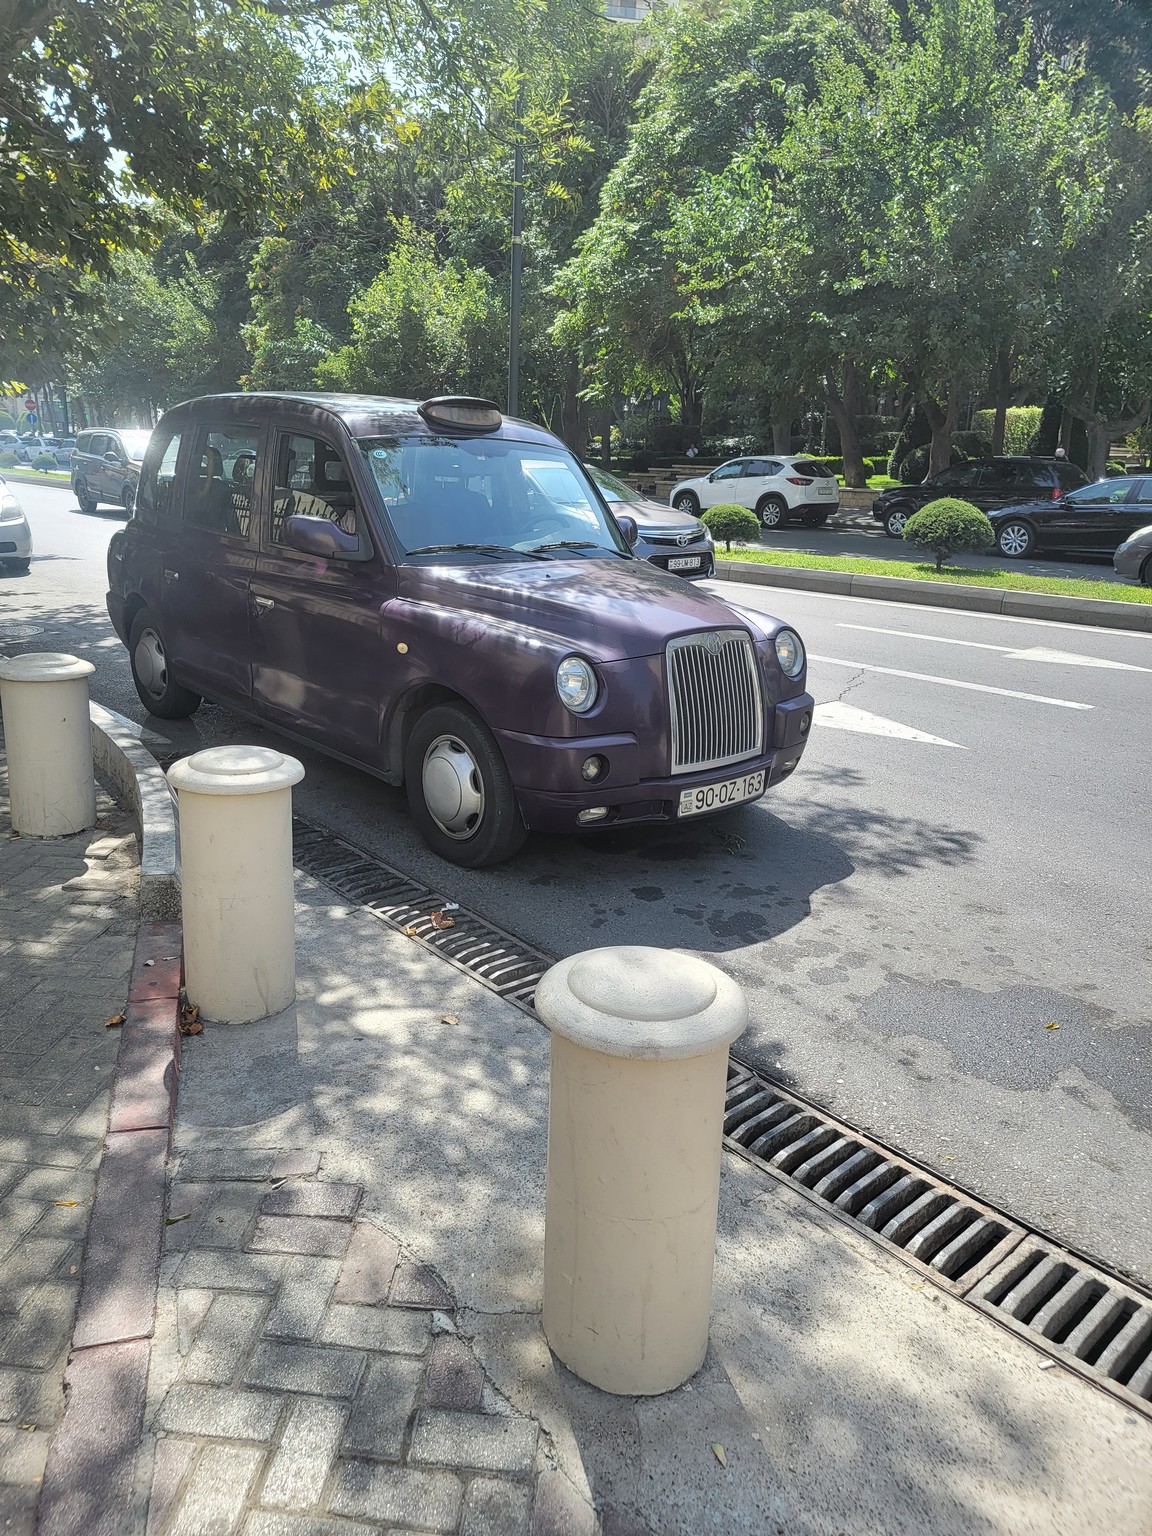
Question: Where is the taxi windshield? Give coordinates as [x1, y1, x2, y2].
[359, 436, 630, 562]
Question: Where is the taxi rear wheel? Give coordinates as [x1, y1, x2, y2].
[128, 607, 202, 718]
[405, 703, 527, 868]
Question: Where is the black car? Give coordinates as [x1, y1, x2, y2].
[71, 428, 153, 515]
[873, 457, 1088, 538]
[989, 474, 1152, 559]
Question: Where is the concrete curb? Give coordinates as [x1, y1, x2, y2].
[713, 558, 1152, 633]
[36, 742, 184, 1533]
[0, 469, 72, 489]
[90, 701, 179, 920]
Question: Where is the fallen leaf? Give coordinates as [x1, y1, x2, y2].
[69, 1265, 77, 1274]
[711, 1443, 727, 1467]
[165, 1213, 191, 1226]
[403, 924, 420, 937]
[1045, 1022, 1061, 1031]
[53, 1200, 79, 1207]
[104, 1011, 126, 1028]
[441, 1014, 459, 1026]
[430, 911, 455, 930]
[179, 1001, 202, 1036]
[18, 1423, 36, 1432]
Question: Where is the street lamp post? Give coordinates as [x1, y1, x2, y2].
[508, 133, 524, 419]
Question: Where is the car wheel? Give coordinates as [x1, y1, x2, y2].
[3, 558, 31, 574]
[885, 507, 912, 538]
[673, 492, 699, 516]
[75, 479, 98, 515]
[997, 520, 1035, 559]
[128, 608, 202, 718]
[405, 702, 527, 868]
[757, 495, 787, 530]
[802, 513, 829, 527]
[1141, 553, 1152, 587]
[120, 480, 136, 516]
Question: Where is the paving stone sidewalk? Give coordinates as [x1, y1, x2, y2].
[0, 747, 141, 1534]
[143, 1162, 549, 1536]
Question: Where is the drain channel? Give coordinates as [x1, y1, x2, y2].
[290, 814, 1152, 1417]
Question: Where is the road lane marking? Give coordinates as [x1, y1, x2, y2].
[809, 655, 1094, 709]
[813, 701, 965, 747]
[837, 624, 1152, 671]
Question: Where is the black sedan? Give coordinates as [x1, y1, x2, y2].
[873, 456, 1088, 538]
[988, 475, 1152, 559]
[1114, 520, 1152, 585]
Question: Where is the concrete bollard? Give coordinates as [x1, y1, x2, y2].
[0, 652, 97, 837]
[167, 746, 304, 1024]
[535, 945, 747, 1395]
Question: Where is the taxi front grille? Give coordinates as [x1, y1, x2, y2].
[667, 630, 763, 774]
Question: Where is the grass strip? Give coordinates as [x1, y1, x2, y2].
[717, 547, 1152, 604]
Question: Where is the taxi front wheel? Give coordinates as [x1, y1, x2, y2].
[405, 703, 527, 868]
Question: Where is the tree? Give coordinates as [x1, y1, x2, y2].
[903, 498, 994, 569]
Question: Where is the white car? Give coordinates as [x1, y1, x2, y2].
[0, 478, 32, 573]
[669, 454, 840, 529]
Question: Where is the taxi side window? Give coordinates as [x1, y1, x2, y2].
[136, 432, 182, 523]
[271, 432, 362, 548]
[184, 427, 261, 537]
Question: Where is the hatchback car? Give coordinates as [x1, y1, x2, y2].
[106, 392, 813, 867]
[1114, 522, 1152, 585]
[0, 478, 33, 572]
[72, 428, 153, 514]
[669, 456, 840, 529]
[586, 466, 714, 578]
[988, 475, 1152, 559]
[873, 456, 1088, 538]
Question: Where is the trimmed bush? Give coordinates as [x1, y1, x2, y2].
[31, 453, 56, 472]
[887, 404, 932, 478]
[0, 451, 19, 469]
[971, 406, 1043, 457]
[702, 503, 761, 551]
[809, 455, 844, 475]
[1105, 460, 1128, 477]
[903, 498, 994, 570]
[951, 430, 992, 459]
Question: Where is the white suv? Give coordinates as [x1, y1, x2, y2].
[669, 455, 840, 529]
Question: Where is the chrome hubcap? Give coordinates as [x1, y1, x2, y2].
[1001, 525, 1029, 556]
[422, 734, 485, 840]
[761, 504, 782, 527]
[889, 512, 907, 535]
[675, 497, 695, 513]
[134, 628, 168, 700]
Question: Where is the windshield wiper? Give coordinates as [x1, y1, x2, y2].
[405, 543, 551, 561]
[529, 540, 626, 556]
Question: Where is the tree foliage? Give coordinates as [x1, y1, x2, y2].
[903, 497, 995, 568]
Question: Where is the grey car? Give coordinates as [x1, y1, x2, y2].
[587, 466, 715, 579]
[72, 428, 153, 515]
[1113, 522, 1152, 585]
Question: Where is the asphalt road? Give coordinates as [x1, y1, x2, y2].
[4, 482, 1150, 1284]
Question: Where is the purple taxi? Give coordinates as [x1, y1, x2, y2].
[106, 393, 813, 866]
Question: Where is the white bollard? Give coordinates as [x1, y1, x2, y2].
[536, 945, 746, 1396]
[167, 746, 304, 1024]
[0, 652, 97, 837]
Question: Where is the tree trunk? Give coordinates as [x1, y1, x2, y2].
[921, 387, 959, 478]
[1085, 423, 1112, 481]
[825, 362, 866, 487]
[990, 346, 1012, 455]
[560, 357, 589, 456]
[1058, 407, 1074, 454]
[595, 408, 612, 469]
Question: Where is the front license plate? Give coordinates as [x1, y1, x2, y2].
[678, 770, 765, 818]
[667, 555, 702, 571]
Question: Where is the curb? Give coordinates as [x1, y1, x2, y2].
[36, 732, 183, 1535]
[90, 701, 179, 920]
[0, 470, 72, 489]
[712, 559, 1152, 633]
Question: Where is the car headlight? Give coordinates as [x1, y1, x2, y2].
[774, 629, 805, 679]
[698, 522, 713, 544]
[0, 494, 22, 522]
[556, 655, 598, 714]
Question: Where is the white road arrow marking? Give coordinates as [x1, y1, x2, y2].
[809, 655, 1094, 709]
[837, 624, 1152, 671]
[813, 701, 965, 747]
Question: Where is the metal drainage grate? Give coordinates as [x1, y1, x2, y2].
[292, 816, 551, 1012]
[724, 1060, 1152, 1416]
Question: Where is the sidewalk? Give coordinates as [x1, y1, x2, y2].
[140, 872, 1152, 1536]
[0, 747, 140, 1533]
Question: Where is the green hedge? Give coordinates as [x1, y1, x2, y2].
[970, 406, 1043, 457]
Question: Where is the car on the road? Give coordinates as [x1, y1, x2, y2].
[872, 456, 1088, 538]
[72, 428, 153, 515]
[106, 391, 813, 867]
[669, 455, 840, 530]
[585, 465, 714, 578]
[985, 474, 1152, 559]
[0, 477, 33, 573]
[1113, 521, 1152, 585]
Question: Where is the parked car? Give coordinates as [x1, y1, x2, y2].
[872, 456, 1088, 538]
[106, 392, 813, 867]
[72, 428, 153, 514]
[986, 474, 1152, 559]
[669, 455, 840, 529]
[0, 477, 33, 572]
[1113, 521, 1152, 585]
[584, 465, 714, 578]
[52, 437, 77, 467]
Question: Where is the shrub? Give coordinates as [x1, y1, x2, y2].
[887, 404, 932, 477]
[32, 453, 56, 472]
[809, 455, 844, 475]
[1105, 460, 1127, 477]
[0, 451, 19, 468]
[897, 445, 932, 482]
[971, 406, 1043, 457]
[951, 430, 992, 459]
[702, 503, 761, 551]
[903, 498, 994, 570]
